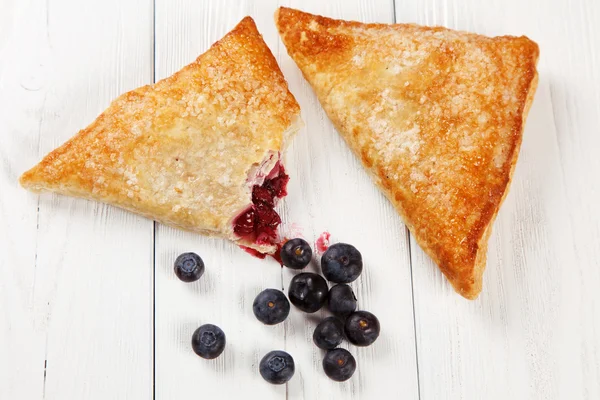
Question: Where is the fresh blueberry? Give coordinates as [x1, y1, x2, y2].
[288, 272, 329, 313]
[344, 311, 380, 347]
[259, 350, 295, 384]
[313, 317, 344, 350]
[323, 348, 356, 382]
[174, 252, 205, 282]
[191, 324, 226, 359]
[253, 289, 290, 325]
[280, 238, 312, 269]
[321, 243, 363, 283]
[327, 284, 357, 317]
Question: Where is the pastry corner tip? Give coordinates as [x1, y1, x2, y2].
[450, 278, 482, 300]
[274, 7, 290, 30]
[238, 15, 256, 26]
[18, 167, 39, 192]
[460, 287, 482, 300]
[274, 7, 309, 29]
[230, 16, 259, 37]
[275, 6, 291, 17]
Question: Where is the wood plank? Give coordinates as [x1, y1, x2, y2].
[533, 0, 600, 397]
[153, 1, 286, 399]
[395, 0, 600, 398]
[0, 0, 154, 399]
[278, 1, 420, 399]
[0, 4, 45, 399]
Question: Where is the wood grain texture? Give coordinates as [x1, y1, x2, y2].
[395, 0, 600, 399]
[0, 5, 45, 399]
[0, 1, 154, 399]
[2, 0, 600, 399]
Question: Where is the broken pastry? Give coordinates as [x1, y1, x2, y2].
[20, 17, 302, 256]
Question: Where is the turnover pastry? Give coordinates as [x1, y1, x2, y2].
[20, 17, 302, 256]
[275, 7, 539, 298]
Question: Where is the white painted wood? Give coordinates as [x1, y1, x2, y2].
[395, 0, 600, 399]
[0, 1, 154, 399]
[153, 2, 286, 399]
[2, 0, 600, 399]
[0, 5, 45, 400]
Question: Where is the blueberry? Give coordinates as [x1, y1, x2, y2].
[174, 252, 205, 282]
[313, 317, 344, 350]
[253, 289, 290, 325]
[288, 272, 329, 313]
[344, 311, 380, 347]
[328, 284, 357, 317]
[280, 238, 312, 269]
[191, 324, 226, 359]
[321, 243, 363, 283]
[259, 350, 295, 384]
[323, 348, 356, 382]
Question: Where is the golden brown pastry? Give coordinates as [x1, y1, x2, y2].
[20, 17, 302, 255]
[275, 7, 539, 298]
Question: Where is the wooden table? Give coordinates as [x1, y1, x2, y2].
[1, 0, 599, 398]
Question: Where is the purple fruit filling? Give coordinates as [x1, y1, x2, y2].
[233, 162, 289, 249]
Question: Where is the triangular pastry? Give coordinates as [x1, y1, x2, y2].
[275, 7, 539, 298]
[20, 17, 302, 255]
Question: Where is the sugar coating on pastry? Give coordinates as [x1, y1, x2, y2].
[20, 17, 302, 255]
[276, 7, 538, 298]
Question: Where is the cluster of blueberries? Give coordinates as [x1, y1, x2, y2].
[173, 238, 380, 384]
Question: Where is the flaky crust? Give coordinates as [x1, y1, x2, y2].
[276, 7, 539, 298]
[20, 17, 301, 254]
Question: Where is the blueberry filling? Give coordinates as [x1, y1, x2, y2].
[233, 162, 289, 248]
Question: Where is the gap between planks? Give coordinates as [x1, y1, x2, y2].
[393, 1, 422, 398]
[152, 0, 157, 399]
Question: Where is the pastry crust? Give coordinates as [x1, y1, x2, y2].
[276, 7, 539, 298]
[20, 16, 302, 254]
